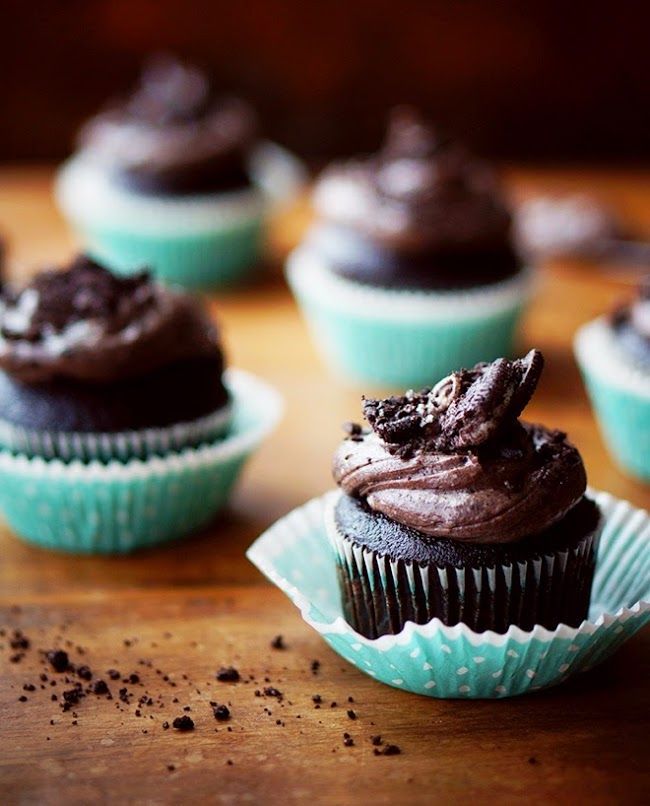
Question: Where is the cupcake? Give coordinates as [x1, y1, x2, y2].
[56, 55, 303, 289]
[327, 350, 601, 637]
[575, 278, 650, 480]
[287, 108, 532, 388]
[0, 255, 281, 552]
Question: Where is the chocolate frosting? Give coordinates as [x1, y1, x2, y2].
[308, 108, 520, 289]
[333, 350, 587, 544]
[78, 55, 257, 195]
[611, 277, 650, 369]
[0, 255, 224, 384]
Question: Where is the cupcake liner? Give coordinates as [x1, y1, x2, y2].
[247, 489, 650, 698]
[55, 156, 265, 290]
[0, 369, 282, 554]
[575, 318, 650, 480]
[324, 494, 600, 638]
[0, 403, 233, 463]
[286, 249, 533, 388]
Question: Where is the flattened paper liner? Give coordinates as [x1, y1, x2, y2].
[324, 494, 600, 638]
[0, 370, 282, 554]
[286, 250, 533, 388]
[247, 490, 650, 698]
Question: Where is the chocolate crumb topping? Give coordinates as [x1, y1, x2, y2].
[46, 650, 70, 673]
[216, 666, 240, 683]
[0, 255, 224, 384]
[213, 704, 231, 721]
[172, 715, 194, 731]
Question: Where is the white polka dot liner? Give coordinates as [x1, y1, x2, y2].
[247, 490, 650, 698]
[0, 370, 282, 554]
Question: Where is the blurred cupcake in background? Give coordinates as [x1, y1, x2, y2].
[287, 108, 532, 388]
[0, 255, 281, 552]
[575, 278, 650, 481]
[56, 55, 305, 290]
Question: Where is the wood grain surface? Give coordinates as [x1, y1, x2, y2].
[0, 167, 648, 805]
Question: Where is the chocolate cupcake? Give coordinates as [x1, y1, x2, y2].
[575, 278, 650, 480]
[0, 254, 231, 460]
[287, 108, 532, 388]
[327, 350, 601, 637]
[0, 255, 282, 553]
[56, 55, 304, 289]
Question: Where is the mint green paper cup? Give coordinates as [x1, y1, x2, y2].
[286, 249, 533, 389]
[247, 490, 650, 699]
[575, 318, 650, 481]
[55, 143, 306, 291]
[0, 370, 282, 554]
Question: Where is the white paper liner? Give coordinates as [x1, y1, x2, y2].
[574, 317, 650, 399]
[55, 156, 265, 233]
[0, 402, 233, 462]
[286, 247, 534, 323]
[0, 369, 281, 480]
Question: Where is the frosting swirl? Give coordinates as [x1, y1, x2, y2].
[307, 108, 520, 289]
[333, 350, 587, 544]
[78, 55, 257, 195]
[611, 277, 650, 369]
[0, 255, 223, 384]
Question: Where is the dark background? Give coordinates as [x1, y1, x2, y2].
[1, 0, 649, 164]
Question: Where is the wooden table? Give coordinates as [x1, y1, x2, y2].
[0, 167, 648, 805]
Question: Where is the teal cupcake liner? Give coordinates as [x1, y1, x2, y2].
[575, 319, 650, 481]
[56, 156, 265, 290]
[286, 249, 533, 389]
[0, 370, 282, 554]
[247, 489, 650, 699]
[0, 403, 233, 463]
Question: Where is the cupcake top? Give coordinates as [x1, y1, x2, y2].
[610, 277, 650, 370]
[333, 350, 587, 544]
[0, 255, 224, 385]
[307, 108, 520, 289]
[77, 55, 257, 195]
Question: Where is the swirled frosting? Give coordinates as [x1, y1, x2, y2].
[307, 108, 520, 289]
[0, 255, 224, 384]
[611, 277, 650, 369]
[333, 350, 587, 544]
[78, 55, 257, 195]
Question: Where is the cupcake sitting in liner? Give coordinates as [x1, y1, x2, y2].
[575, 278, 650, 481]
[0, 255, 281, 553]
[56, 55, 305, 290]
[328, 350, 602, 637]
[287, 108, 532, 388]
